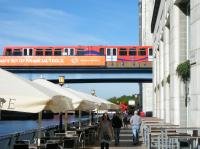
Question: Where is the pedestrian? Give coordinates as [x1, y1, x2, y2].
[123, 115, 128, 128]
[130, 111, 142, 145]
[98, 113, 114, 149]
[112, 112, 123, 146]
[123, 111, 129, 128]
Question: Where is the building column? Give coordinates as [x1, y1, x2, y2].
[153, 54, 157, 117]
[189, 0, 200, 127]
[159, 40, 164, 120]
[139, 83, 143, 111]
[156, 50, 160, 118]
[164, 26, 170, 123]
[170, 5, 181, 125]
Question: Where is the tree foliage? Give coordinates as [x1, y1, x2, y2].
[107, 94, 139, 106]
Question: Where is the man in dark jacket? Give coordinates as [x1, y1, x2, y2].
[112, 112, 123, 145]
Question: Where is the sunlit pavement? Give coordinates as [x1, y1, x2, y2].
[85, 126, 146, 149]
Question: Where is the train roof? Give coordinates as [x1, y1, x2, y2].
[4, 45, 152, 48]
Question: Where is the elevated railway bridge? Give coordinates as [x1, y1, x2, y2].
[0, 45, 153, 107]
[2, 66, 152, 83]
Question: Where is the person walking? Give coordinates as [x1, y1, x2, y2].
[98, 113, 114, 149]
[123, 111, 129, 128]
[112, 112, 123, 146]
[130, 111, 142, 145]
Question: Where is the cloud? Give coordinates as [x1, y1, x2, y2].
[0, 6, 108, 53]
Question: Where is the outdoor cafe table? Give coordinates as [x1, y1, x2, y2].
[30, 134, 79, 149]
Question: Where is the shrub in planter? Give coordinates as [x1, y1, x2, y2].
[167, 74, 170, 84]
[176, 60, 190, 83]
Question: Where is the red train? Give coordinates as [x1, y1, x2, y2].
[1, 46, 153, 67]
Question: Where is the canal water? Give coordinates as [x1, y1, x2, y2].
[0, 115, 89, 136]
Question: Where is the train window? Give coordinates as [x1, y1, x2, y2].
[45, 49, 52, 56]
[113, 48, 117, 55]
[63, 48, 68, 55]
[24, 49, 28, 56]
[54, 49, 62, 56]
[129, 48, 136, 56]
[70, 48, 74, 55]
[119, 48, 127, 56]
[77, 49, 85, 56]
[149, 48, 153, 56]
[107, 49, 111, 55]
[13, 49, 22, 56]
[5, 49, 12, 56]
[99, 48, 104, 56]
[29, 49, 33, 56]
[36, 49, 43, 56]
[138, 48, 146, 56]
[23, 48, 33, 56]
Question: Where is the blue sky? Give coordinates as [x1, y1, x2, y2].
[0, 0, 140, 99]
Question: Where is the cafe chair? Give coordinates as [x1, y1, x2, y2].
[14, 140, 30, 149]
[13, 144, 29, 149]
[78, 132, 85, 148]
[46, 143, 59, 149]
[63, 139, 76, 149]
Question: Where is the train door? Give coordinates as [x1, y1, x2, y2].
[106, 48, 117, 61]
[63, 48, 75, 56]
[23, 48, 33, 56]
[148, 48, 153, 61]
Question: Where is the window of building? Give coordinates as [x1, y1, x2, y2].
[36, 49, 43, 56]
[138, 48, 146, 56]
[5, 49, 12, 56]
[119, 48, 127, 56]
[45, 49, 52, 56]
[99, 48, 104, 56]
[54, 49, 62, 56]
[13, 49, 22, 56]
[77, 49, 85, 56]
[129, 48, 136, 56]
[149, 48, 153, 56]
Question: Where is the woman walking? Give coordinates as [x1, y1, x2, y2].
[98, 113, 114, 149]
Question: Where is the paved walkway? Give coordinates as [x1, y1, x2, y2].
[85, 126, 146, 149]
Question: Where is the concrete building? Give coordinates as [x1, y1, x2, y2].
[139, 0, 154, 115]
[151, 0, 200, 127]
[139, 0, 154, 45]
[142, 83, 153, 114]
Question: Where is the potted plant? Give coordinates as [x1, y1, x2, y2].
[176, 60, 190, 106]
[167, 74, 170, 84]
[176, 60, 190, 83]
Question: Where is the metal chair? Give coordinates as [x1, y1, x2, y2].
[46, 143, 59, 149]
[78, 131, 85, 148]
[13, 144, 29, 149]
[63, 139, 76, 149]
